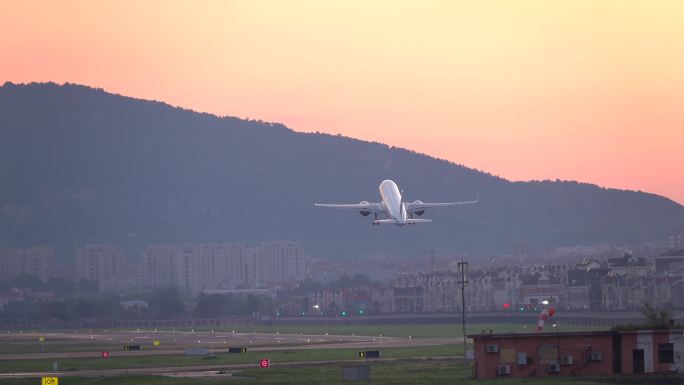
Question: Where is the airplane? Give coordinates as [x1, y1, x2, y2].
[314, 179, 477, 226]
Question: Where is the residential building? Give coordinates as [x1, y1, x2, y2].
[75, 244, 127, 283]
[143, 243, 181, 289]
[0, 246, 54, 282]
[653, 249, 684, 273]
[607, 253, 650, 277]
[143, 241, 307, 292]
[254, 242, 306, 286]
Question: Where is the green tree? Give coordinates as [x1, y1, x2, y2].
[45, 277, 77, 295]
[641, 304, 670, 328]
[72, 300, 97, 319]
[612, 303, 680, 331]
[149, 287, 185, 319]
[40, 301, 69, 322]
[244, 294, 259, 314]
[193, 293, 227, 317]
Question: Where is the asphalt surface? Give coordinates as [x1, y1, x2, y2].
[0, 330, 461, 360]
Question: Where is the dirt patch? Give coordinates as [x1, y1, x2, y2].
[161, 369, 245, 380]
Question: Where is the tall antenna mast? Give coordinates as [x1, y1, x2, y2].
[430, 249, 435, 273]
[457, 258, 469, 376]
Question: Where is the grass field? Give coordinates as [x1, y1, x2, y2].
[0, 323, 604, 356]
[0, 364, 602, 385]
[0, 322, 614, 384]
[2, 364, 681, 385]
[0, 344, 461, 373]
[0, 341, 133, 355]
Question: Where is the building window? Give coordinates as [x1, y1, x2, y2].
[658, 343, 674, 364]
[540, 345, 559, 363]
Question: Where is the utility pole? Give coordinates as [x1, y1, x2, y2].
[457, 259, 469, 376]
[430, 248, 435, 273]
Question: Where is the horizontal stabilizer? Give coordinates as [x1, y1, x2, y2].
[372, 218, 432, 225]
[372, 219, 395, 224]
[314, 202, 384, 212]
[406, 218, 432, 224]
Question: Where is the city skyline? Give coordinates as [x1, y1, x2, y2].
[2, 1, 683, 203]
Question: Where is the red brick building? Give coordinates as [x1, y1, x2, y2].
[471, 330, 684, 379]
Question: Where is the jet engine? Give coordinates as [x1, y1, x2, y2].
[412, 200, 425, 216]
[358, 201, 371, 216]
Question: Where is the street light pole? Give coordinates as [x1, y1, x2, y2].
[457, 259, 469, 376]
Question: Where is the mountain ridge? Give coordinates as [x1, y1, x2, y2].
[1, 82, 682, 257]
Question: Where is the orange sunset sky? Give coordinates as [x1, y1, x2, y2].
[2, 1, 683, 203]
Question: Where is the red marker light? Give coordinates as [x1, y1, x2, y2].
[548, 307, 555, 317]
[102, 351, 109, 358]
[503, 303, 510, 309]
[259, 359, 270, 368]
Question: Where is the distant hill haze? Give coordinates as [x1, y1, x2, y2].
[1, 82, 682, 257]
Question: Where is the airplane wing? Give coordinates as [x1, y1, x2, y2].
[405, 198, 478, 212]
[314, 202, 385, 212]
[373, 218, 432, 224]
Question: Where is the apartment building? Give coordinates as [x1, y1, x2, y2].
[0, 246, 54, 281]
[75, 244, 127, 282]
[143, 241, 307, 292]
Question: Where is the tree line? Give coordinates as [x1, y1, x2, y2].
[0, 286, 269, 325]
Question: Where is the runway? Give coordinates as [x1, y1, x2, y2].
[0, 329, 460, 360]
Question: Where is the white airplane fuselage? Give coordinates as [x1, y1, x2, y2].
[378, 180, 408, 226]
[314, 179, 476, 225]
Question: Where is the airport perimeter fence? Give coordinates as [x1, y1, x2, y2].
[558, 309, 684, 328]
[0, 316, 254, 330]
[2, 310, 684, 331]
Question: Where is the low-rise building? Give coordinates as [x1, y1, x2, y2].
[654, 249, 684, 273]
[472, 329, 684, 379]
[607, 253, 650, 277]
[520, 271, 562, 306]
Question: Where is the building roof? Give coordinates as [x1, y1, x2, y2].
[469, 329, 684, 339]
[393, 287, 423, 296]
[521, 271, 560, 285]
[607, 253, 647, 267]
[661, 249, 684, 257]
[567, 270, 591, 286]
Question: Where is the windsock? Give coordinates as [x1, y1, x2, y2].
[536, 307, 555, 332]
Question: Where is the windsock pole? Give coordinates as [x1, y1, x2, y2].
[536, 308, 549, 331]
[536, 307, 555, 332]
